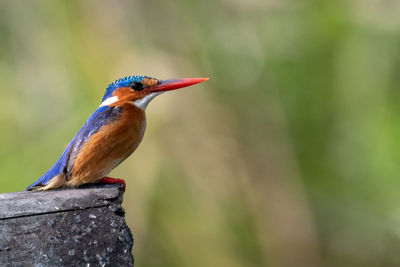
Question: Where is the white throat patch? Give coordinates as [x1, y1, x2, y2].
[134, 92, 163, 110]
[99, 96, 119, 107]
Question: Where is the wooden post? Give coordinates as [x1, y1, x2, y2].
[0, 183, 134, 266]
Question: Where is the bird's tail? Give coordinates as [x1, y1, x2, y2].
[26, 160, 65, 190]
[27, 137, 76, 190]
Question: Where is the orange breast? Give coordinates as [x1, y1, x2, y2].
[67, 103, 146, 187]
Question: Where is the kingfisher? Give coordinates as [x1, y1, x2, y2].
[27, 76, 208, 191]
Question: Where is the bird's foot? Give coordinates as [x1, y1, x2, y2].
[98, 177, 126, 192]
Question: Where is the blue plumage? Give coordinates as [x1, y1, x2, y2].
[26, 105, 122, 190]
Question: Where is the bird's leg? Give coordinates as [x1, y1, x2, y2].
[98, 177, 126, 192]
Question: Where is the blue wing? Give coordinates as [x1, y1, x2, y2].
[26, 105, 122, 190]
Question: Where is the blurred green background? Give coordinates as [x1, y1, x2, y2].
[1, 0, 400, 266]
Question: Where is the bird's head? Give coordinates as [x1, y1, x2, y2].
[100, 75, 209, 110]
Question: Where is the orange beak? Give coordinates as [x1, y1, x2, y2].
[149, 77, 209, 93]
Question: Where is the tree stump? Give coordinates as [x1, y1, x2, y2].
[0, 183, 134, 266]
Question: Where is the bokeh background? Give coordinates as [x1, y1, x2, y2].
[1, 0, 400, 266]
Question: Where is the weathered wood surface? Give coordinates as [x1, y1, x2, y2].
[0, 183, 134, 266]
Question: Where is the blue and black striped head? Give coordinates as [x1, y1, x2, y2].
[102, 75, 155, 102]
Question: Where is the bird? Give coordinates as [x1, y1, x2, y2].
[26, 75, 209, 191]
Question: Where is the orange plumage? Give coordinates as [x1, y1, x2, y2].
[68, 101, 145, 187]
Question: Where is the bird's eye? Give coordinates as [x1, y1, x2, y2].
[130, 81, 144, 91]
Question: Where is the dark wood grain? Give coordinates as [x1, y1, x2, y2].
[0, 183, 134, 266]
